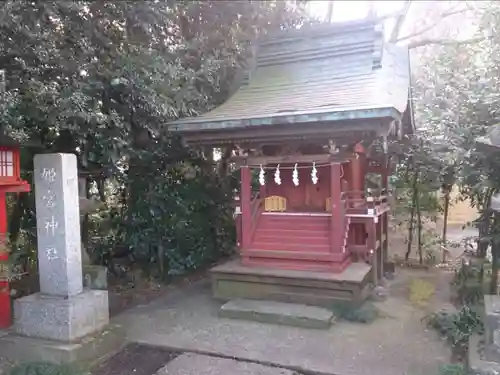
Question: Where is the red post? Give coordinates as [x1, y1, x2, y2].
[240, 166, 252, 251]
[330, 163, 342, 252]
[351, 143, 367, 245]
[0, 193, 10, 328]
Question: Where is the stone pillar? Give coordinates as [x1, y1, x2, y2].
[13, 153, 109, 342]
[484, 295, 500, 362]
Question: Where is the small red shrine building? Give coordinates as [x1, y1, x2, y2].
[170, 19, 413, 305]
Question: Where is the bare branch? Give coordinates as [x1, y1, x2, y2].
[407, 36, 486, 49]
[396, 7, 472, 43]
[389, 0, 412, 42]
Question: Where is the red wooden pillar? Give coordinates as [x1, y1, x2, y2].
[240, 166, 252, 251]
[330, 163, 342, 252]
[351, 143, 367, 245]
[0, 193, 10, 328]
[351, 143, 366, 193]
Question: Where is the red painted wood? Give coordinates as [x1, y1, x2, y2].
[236, 160, 359, 273]
[240, 166, 252, 251]
[243, 251, 351, 272]
[0, 193, 10, 328]
[254, 234, 330, 245]
[257, 215, 330, 229]
[0, 182, 30, 193]
[0, 147, 19, 185]
[245, 249, 342, 262]
[330, 163, 342, 252]
[350, 143, 367, 245]
[242, 212, 352, 272]
[265, 165, 332, 212]
[251, 242, 330, 252]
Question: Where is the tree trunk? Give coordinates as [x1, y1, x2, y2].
[490, 213, 500, 294]
[8, 194, 26, 249]
[442, 186, 450, 262]
[405, 170, 418, 261]
[479, 189, 494, 285]
[81, 176, 90, 264]
[415, 173, 423, 264]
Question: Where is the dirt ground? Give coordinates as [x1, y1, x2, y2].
[90, 343, 181, 375]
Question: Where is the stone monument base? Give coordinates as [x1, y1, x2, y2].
[468, 334, 500, 375]
[13, 290, 109, 342]
[0, 324, 124, 364]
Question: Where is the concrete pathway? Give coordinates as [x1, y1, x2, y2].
[116, 278, 450, 375]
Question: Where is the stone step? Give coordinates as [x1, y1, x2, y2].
[219, 299, 335, 329]
[156, 353, 295, 375]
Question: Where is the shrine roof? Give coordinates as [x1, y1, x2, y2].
[169, 19, 412, 135]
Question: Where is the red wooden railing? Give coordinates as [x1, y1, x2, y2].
[249, 193, 262, 242]
[234, 192, 261, 249]
[342, 189, 390, 215]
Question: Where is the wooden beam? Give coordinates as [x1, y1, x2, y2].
[182, 121, 383, 147]
[233, 154, 348, 166]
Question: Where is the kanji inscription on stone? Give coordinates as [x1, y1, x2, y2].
[34, 153, 83, 297]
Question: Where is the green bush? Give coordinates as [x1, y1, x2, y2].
[435, 363, 466, 375]
[7, 362, 81, 375]
[116, 138, 237, 279]
[451, 260, 486, 305]
[424, 306, 483, 353]
[331, 302, 379, 323]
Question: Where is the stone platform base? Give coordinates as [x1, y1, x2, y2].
[0, 324, 125, 364]
[219, 299, 335, 329]
[468, 334, 500, 375]
[13, 290, 109, 342]
[211, 260, 372, 307]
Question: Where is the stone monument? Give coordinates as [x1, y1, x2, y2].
[0, 153, 122, 363]
[469, 295, 500, 374]
[469, 126, 500, 374]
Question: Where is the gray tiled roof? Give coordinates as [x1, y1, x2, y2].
[170, 19, 411, 132]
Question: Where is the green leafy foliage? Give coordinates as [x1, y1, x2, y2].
[424, 306, 483, 353]
[7, 362, 81, 375]
[117, 138, 237, 277]
[451, 260, 487, 306]
[434, 363, 467, 375]
[0, 1, 310, 277]
[330, 301, 379, 323]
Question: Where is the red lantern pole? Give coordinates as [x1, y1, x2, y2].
[0, 192, 10, 328]
[0, 140, 30, 328]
